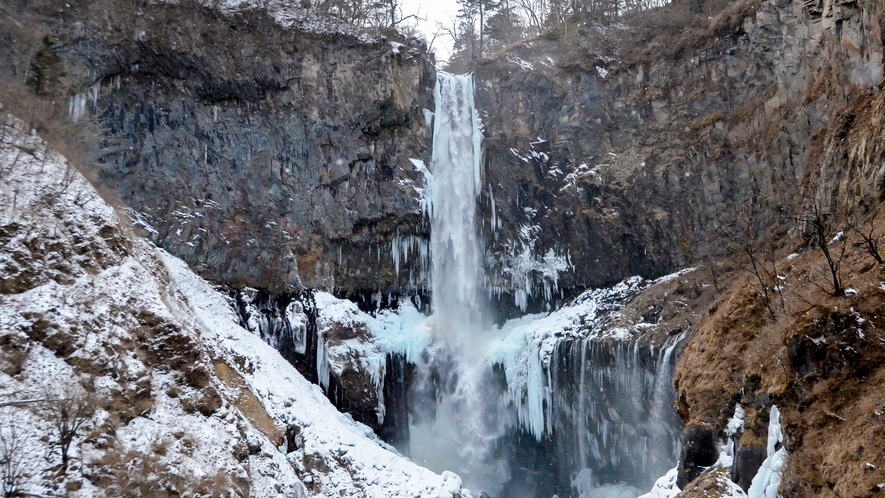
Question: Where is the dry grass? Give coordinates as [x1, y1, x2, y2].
[213, 360, 283, 446]
[0, 73, 131, 219]
[90, 447, 242, 497]
[617, 0, 762, 64]
[675, 205, 885, 496]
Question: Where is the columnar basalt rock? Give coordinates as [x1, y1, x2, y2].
[473, 0, 883, 312]
[1, 0, 437, 298]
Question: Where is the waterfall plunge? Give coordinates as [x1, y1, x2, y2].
[408, 72, 511, 496]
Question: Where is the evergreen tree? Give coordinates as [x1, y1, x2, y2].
[26, 36, 65, 96]
[485, 2, 525, 50]
[455, 0, 500, 59]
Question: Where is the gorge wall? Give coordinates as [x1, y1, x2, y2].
[4, 0, 882, 312]
[474, 0, 885, 314]
[3, 0, 885, 495]
[1, 0, 436, 298]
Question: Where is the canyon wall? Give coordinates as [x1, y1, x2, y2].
[474, 0, 884, 313]
[1, 0, 436, 298]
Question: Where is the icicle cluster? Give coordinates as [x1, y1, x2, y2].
[486, 224, 573, 311]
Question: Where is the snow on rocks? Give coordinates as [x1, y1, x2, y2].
[488, 268, 694, 440]
[639, 403, 757, 498]
[639, 467, 681, 498]
[0, 112, 303, 497]
[0, 111, 468, 498]
[162, 252, 471, 497]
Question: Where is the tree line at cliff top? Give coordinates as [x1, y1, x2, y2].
[293, 0, 740, 66]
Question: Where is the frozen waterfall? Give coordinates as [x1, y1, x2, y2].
[428, 71, 485, 342]
[234, 71, 686, 498]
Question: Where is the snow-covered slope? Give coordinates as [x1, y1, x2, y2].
[0, 111, 468, 497]
[160, 252, 467, 498]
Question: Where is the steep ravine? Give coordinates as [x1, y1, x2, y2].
[0, 110, 470, 497]
[2, 0, 885, 495]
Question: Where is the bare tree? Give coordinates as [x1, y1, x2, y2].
[0, 419, 39, 498]
[41, 380, 98, 474]
[797, 202, 847, 296]
[0, 389, 42, 410]
[846, 198, 883, 264]
[718, 199, 785, 319]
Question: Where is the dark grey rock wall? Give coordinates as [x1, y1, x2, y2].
[2, 0, 436, 296]
[474, 0, 883, 312]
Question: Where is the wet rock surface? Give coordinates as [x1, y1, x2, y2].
[677, 425, 720, 488]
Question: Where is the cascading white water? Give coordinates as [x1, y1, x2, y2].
[408, 72, 511, 496]
[428, 72, 484, 341]
[405, 72, 685, 498]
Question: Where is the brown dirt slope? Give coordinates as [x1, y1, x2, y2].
[675, 217, 885, 495]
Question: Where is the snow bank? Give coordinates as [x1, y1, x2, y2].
[161, 251, 470, 497]
[0, 111, 304, 497]
[639, 468, 681, 498]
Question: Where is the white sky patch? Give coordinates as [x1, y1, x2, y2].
[401, 0, 460, 61]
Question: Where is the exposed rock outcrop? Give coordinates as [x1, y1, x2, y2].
[473, 0, 884, 312]
[1, 0, 436, 297]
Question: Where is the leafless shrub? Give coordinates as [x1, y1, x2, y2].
[796, 202, 847, 297]
[718, 199, 785, 319]
[846, 198, 883, 264]
[40, 379, 99, 474]
[0, 418, 40, 498]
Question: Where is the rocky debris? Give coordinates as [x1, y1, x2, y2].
[677, 468, 746, 498]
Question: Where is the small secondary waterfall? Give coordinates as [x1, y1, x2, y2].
[408, 72, 511, 495]
[549, 335, 684, 495]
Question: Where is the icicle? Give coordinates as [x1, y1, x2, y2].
[316, 329, 329, 390]
[90, 83, 100, 112]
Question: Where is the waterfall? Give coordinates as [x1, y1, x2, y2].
[428, 72, 484, 341]
[408, 72, 512, 496]
[549, 334, 684, 495]
[233, 70, 686, 498]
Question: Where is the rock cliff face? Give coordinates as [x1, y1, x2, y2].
[474, 0, 884, 312]
[1, 0, 436, 297]
[7, 0, 881, 312]
[4, 0, 885, 494]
